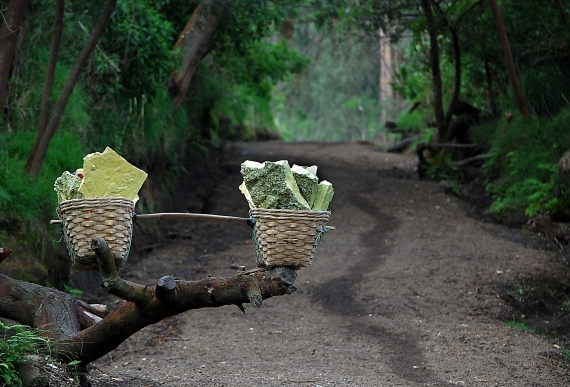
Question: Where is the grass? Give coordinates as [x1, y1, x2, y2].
[0, 130, 84, 223]
[0, 321, 50, 387]
[504, 320, 535, 333]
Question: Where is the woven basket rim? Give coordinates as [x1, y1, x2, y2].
[249, 208, 331, 215]
[59, 196, 135, 205]
[58, 197, 135, 217]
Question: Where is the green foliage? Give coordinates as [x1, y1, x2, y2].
[97, 0, 180, 98]
[0, 322, 50, 387]
[84, 0, 305, 158]
[87, 88, 189, 166]
[68, 359, 82, 382]
[482, 107, 570, 218]
[396, 110, 424, 132]
[63, 283, 84, 298]
[393, 60, 433, 104]
[518, 66, 570, 117]
[7, 45, 92, 135]
[207, 38, 308, 138]
[0, 131, 84, 222]
[215, 39, 308, 101]
[199, 3, 308, 138]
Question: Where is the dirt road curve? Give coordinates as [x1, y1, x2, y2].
[91, 141, 568, 386]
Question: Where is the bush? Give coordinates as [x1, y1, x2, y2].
[482, 106, 570, 218]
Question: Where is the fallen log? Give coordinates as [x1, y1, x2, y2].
[451, 153, 492, 167]
[386, 134, 423, 153]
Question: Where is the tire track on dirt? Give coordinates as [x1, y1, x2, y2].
[314, 187, 450, 385]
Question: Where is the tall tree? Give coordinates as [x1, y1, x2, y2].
[433, 0, 485, 134]
[25, 0, 117, 178]
[488, 0, 530, 118]
[169, 0, 221, 111]
[421, 0, 446, 142]
[24, 0, 65, 175]
[0, 0, 29, 111]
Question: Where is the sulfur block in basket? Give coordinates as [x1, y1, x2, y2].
[291, 164, 318, 208]
[79, 147, 147, 203]
[241, 160, 310, 210]
[239, 181, 256, 208]
[312, 180, 334, 211]
[54, 171, 84, 203]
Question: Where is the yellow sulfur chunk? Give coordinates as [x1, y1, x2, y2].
[239, 181, 256, 208]
[79, 147, 147, 203]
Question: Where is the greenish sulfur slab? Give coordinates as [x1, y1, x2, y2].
[312, 180, 334, 211]
[291, 164, 318, 208]
[241, 160, 311, 210]
[54, 171, 84, 203]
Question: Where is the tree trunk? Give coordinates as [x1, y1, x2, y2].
[0, 0, 29, 110]
[445, 25, 461, 132]
[421, 0, 446, 143]
[24, 0, 65, 174]
[0, 237, 297, 363]
[6, 11, 31, 112]
[168, 1, 221, 111]
[488, 0, 530, 118]
[484, 57, 498, 116]
[25, 0, 117, 179]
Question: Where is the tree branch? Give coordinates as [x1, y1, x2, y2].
[1, 238, 298, 363]
[92, 237, 154, 305]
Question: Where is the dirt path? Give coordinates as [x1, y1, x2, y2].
[90, 141, 569, 386]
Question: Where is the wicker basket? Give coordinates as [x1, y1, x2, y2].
[57, 197, 134, 272]
[249, 208, 331, 268]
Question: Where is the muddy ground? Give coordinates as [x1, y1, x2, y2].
[75, 141, 570, 386]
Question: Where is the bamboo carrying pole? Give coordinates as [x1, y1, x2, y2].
[51, 212, 334, 227]
[135, 213, 249, 223]
[50, 212, 250, 225]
